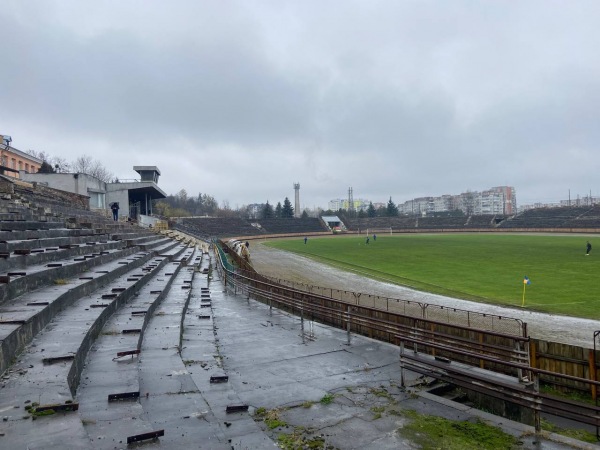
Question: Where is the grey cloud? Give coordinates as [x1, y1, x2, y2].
[2, 1, 600, 208]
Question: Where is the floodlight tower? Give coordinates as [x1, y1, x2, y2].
[294, 182, 300, 218]
[348, 187, 355, 216]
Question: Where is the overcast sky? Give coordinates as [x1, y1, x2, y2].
[2, 1, 599, 210]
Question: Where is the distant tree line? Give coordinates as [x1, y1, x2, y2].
[153, 189, 219, 218]
[261, 197, 296, 219]
[26, 150, 114, 183]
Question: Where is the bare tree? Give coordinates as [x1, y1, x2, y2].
[461, 190, 478, 215]
[26, 149, 51, 161]
[25, 150, 71, 173]
[71, 155, 94, 174]
[52, 156, 71, 173]
[71, 155, 113, 183]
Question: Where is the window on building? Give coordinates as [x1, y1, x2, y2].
[25, 163, 29, 172]
[11, 159, 16, 169]
[89, 192, 106, 209]
[18, 161, 23, 170]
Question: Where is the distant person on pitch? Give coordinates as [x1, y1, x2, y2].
[586, 241, 592, 255]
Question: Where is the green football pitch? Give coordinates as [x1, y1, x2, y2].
[265, 234, 600, 320]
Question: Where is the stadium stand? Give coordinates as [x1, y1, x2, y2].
[175, 217, 262, 239]
[497, 206, 593, 229]
[343, 215, 501, 231]
[174, 216, 329, 238]
[467, 214, 503, 227]
[254, 218, 326, 234]
[416, 216, 470, 229]
[2, 171, 600, 446]
[560, 205, 600, 228]
[344, 217, 418, 231]
[0, 176, 206, 446]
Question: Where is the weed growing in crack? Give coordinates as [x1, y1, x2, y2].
[277, 428, 328, 450]
[370, 387, 393, 400]
[254, 407, 287, 430]
[370, 406, 385, 420]
[398, 409, 518, 450]
[320, 394, 335, 405]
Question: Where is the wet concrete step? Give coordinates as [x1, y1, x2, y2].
[0, 253, 179, 448]
[0, 227, 95, 242]
[0, 250, 156, 375]
[0, 239, 125, 274]
[0, 233, 112, 252]
[76, 248, 197, 447]
[0, 245, 141, 306]
[0, 221, 67, 231]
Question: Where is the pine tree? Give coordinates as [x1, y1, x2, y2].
[282, 197, 294, 218]
[386, 197, 399, 217]
[367, 202, 377, 218]
[275, 202, 283, 218]
[262, 201, 274, 219]
[37, 160, 56, 173]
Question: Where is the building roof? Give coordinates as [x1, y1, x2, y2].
[133, 166, 161, 176]
[0, 143, 43, 164]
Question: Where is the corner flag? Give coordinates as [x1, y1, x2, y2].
[521, 276, 531, 307]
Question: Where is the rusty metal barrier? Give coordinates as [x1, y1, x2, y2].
[267, 276, 525, 336]
[399, 334, 600, 433]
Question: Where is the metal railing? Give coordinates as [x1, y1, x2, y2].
[266, 276, 525, 336]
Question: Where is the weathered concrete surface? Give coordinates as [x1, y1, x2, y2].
[77, 253, 191, 449]
[0, 251, 181, 448]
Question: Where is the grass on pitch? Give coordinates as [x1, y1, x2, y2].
[265, 234, 600, 319]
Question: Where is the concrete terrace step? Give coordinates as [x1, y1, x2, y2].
[0, 212, 33, 221]
[156, 240, 189, 258]
[181, 262, 273, 448]
[0, 254, 178, 449]
[0, 233, 182, 308]
[0, 203, 64, 222]
[77, 247, 198, 448]
[110, 231, 156, 241]
[0, 220, 67, 231]
[0, 238, 125, 274]
[138, 255, 238, 448]
[138, 236, 180, 253]
[0, 232, 113, 253]
[0, 227, 95, 242]
[0, 246, 139, 306]
[0, 239, 192, 373]
[0, 249, 154, 375]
